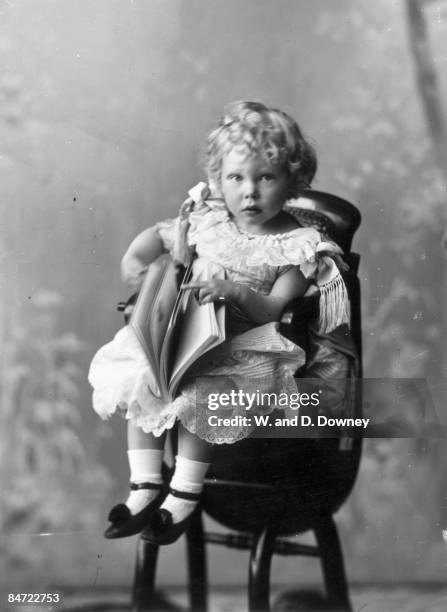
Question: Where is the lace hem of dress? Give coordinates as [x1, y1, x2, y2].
[115, 363, 300, 444]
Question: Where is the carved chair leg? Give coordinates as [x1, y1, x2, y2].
[131, 538, 160, 612]
[186, 509, 208, 612]
[314, 516, 352, 611]
[248, 524, 277, 612]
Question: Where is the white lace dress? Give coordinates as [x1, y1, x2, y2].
[88, 184, 349, 444]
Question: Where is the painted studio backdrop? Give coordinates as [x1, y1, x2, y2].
[1, 0, 447, 594]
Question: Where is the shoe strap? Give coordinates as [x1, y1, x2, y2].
[130, 482, 163, 491]
[169, 487, 201, 502]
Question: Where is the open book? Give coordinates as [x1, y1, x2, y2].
[130, 254, 226, 401]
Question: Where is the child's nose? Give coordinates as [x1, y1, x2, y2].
[243, 180, 259, 198]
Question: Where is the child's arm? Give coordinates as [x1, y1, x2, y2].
[182, 267, 310, 324]
[121, 227, 167, 288]
[235, 268, 310, 323]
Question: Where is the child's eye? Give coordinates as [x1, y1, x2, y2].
[260, 174, 275, 181]
[228, 174, 242, 181]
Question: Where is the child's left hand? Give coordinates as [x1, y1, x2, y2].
[181, 279, 240, 304]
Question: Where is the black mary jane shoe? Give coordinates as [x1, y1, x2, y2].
[104, 482, 165, 539]
[140, 488, 201, 546]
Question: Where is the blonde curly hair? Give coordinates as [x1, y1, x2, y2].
[203, 100, 317, 198]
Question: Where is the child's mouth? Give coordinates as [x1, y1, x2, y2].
[242, 206, 261, 214]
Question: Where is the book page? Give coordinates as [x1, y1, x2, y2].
[129, 255, 178, 393]
[158, 264, 193, 397]
[168, 292, 225, 399]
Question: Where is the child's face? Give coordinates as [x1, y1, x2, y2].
[220, 147, 290, 233]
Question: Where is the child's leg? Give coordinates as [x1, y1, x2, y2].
[124, 422, 166, 515]
[177, 422, 213, 462]
[157, 424, 212, 524]
[105, 422, 167, 538]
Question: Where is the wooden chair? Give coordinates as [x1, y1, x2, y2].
[131, 190, 362, 612]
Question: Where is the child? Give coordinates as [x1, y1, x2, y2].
[88, 100, 350, 545]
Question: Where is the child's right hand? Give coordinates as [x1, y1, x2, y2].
[181, 279, 240, 304]
[120, 255, 148, 289]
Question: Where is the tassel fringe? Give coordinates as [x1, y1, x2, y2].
[318, 273, 351, 334]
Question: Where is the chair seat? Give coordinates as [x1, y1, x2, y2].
[203, 436, 361, 535]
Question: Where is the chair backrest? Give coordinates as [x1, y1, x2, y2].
[285, 190, 362, 363]
[286, 189, 362, 254]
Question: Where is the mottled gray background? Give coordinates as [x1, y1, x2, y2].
[1, 0, 447, 596]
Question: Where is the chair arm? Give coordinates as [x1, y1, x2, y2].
[280, 293, 320, 349]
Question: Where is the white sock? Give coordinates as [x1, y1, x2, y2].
[125, 449, 163, 515]
[160, 455, 209, 524]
